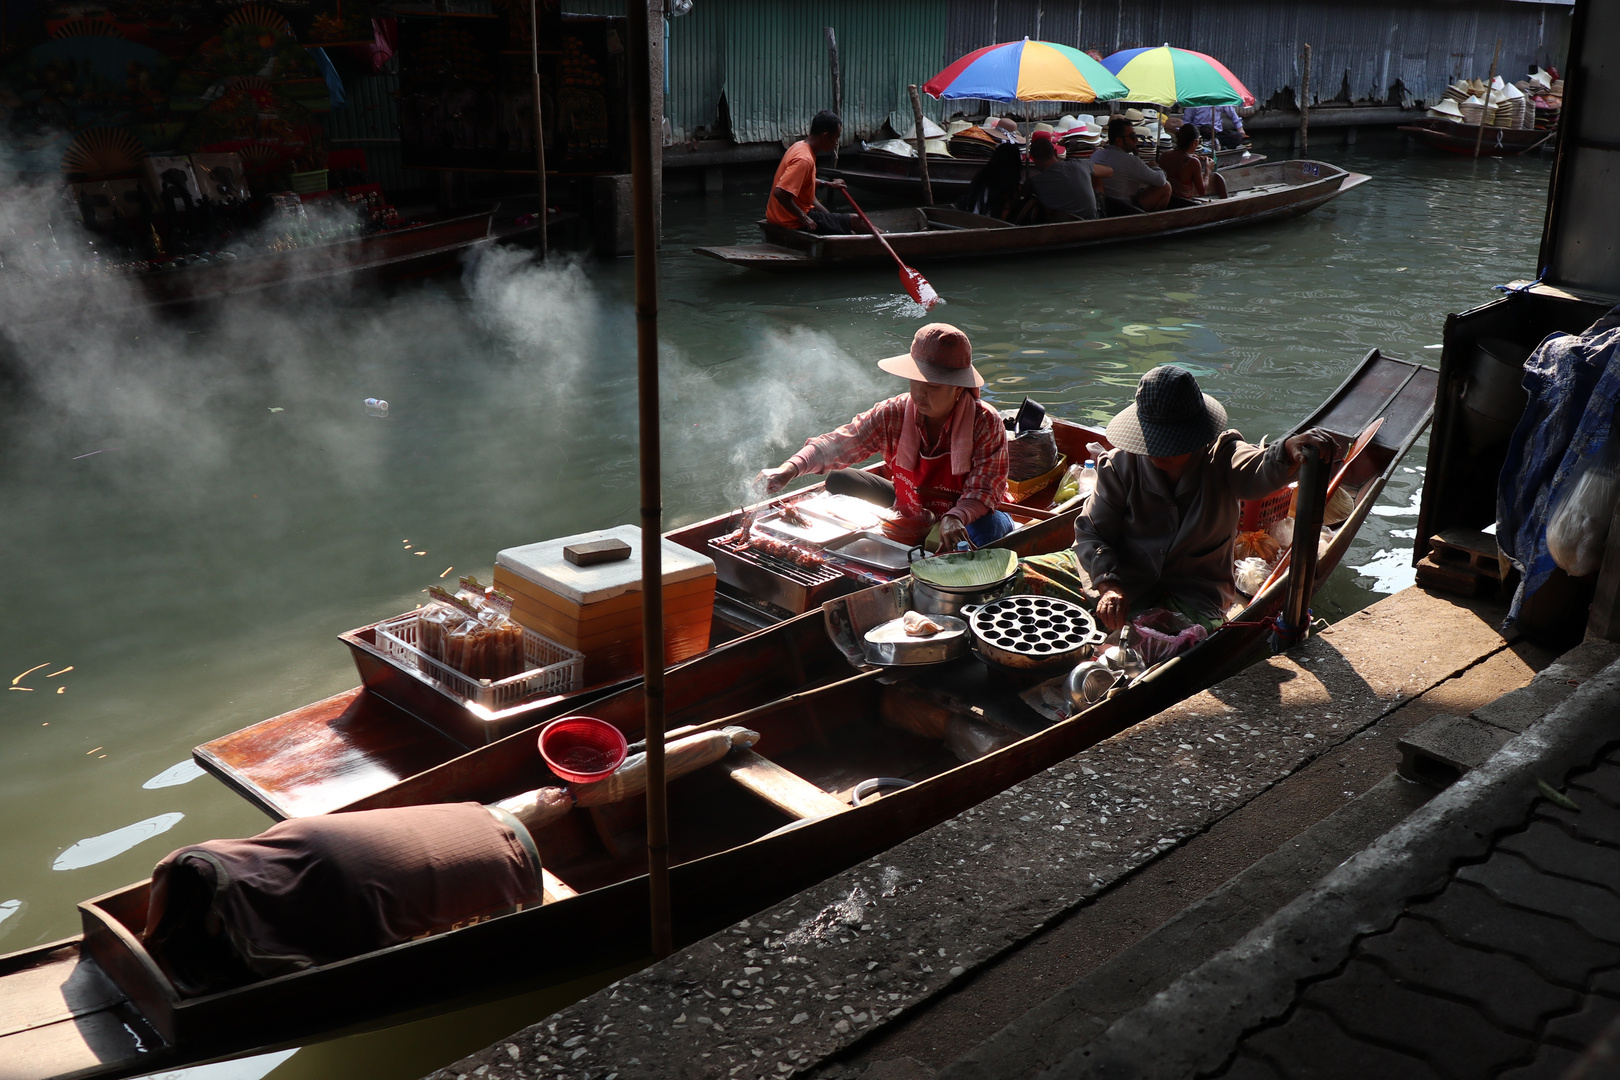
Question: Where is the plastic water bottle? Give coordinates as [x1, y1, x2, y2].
[1076, 460, 1097, 500]
[364, 398, 389, 417]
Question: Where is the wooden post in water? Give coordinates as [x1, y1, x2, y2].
[825, 28, 842, 118]
[1473, 39, 1503, 159]
[910, 84, 934, 206]
[627, 0, 671, 960]
[530, 0, 548, 259]
[1299, 44, 1312, 153]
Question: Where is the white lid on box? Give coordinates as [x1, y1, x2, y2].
[496, 525, 715, 605]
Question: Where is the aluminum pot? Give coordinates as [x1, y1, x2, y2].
[909, 569, 1021, 617]
[860, 614, 970, 666]
[960, 595, 1106, 674]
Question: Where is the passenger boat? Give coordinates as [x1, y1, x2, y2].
[696, 160, 1366, 272]
[1397, 118, 1556, 157]
[827, 146, 1266, 202]
[0, 349, 1435, 1080]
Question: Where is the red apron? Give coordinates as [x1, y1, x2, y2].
[892, 441, 965, 518]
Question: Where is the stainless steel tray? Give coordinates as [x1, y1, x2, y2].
[861, 614, 969, 666]
[753, 506, 858, 547]
[829, 533, 916, 572]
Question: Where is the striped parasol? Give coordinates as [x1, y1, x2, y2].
[924, 39, 1129, 103]
[1100, 44, 1255, 108]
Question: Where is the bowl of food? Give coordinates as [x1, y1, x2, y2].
[538, 716, 628, 784]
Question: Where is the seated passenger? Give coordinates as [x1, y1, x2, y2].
[957, 141, 1025, 220]
[1089, 117, 1172, 214]
[1159, 124, 1228, 201]
[1025, 133, 1112, 221]
[1022, 366, 1335, 631]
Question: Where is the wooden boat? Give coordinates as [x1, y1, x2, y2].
[0, 200, 546, 325]
[695, 160, 1368, 272]
[827, 146, 1265, 202]
[0, 350, 1435, 1080]
[191, 417, 1106, 821]
[1397, 118, 1556, 157]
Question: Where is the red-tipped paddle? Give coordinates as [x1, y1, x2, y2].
[1258, 417, 1386, 595]
[831, 185, 940, 310]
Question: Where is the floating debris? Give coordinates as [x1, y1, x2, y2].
[47, 666, 73, 678]
[10, 686, 33, 692]
[440, 566, 454, 578]
[269, 407, 284, 413]
[56, 687, 64, 695]
[12, 663, 49, 686]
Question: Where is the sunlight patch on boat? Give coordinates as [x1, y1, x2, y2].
[138, 1048, 299, 1080]
[144, 759, 207, 789]
[53, 813, 185, 871]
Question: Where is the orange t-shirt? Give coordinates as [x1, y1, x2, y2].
[766, 141, 817, 227]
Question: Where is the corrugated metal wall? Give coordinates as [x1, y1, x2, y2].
[945, 0, 1572, 117]
[720, 0, 948, 144]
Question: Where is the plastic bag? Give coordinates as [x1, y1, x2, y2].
[1130, 621, 1209, 664]
[1234, 557, 1270, 596]
[1547, 444, 1620, 576]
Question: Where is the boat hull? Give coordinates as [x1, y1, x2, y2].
[1398, 118, 1555, 156]
[697, 160, 1368, 271]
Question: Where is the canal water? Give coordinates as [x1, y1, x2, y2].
[0, 130, 1550, 1080]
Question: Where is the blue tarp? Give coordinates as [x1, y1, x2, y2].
[1497, 304, 1620, 625]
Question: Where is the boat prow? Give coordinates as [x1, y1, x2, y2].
[693, 243, 819, 270]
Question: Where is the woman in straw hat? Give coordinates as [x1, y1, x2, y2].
[757, 323, 1013, 553]
[1022, 365, 1335, 632]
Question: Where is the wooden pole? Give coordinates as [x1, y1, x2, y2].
[626, 0, 671, 960]
[1299, 44, 1311, 153]
[1473, 38, 1503, 159]
[909, 84, 934, 206]
[530, 0, 548, 259]
[825, 28, 841, 119]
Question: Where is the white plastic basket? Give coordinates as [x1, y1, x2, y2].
[375, 613, 583, 710]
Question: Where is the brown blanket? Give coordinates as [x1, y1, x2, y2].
[145, 803, 540, 995]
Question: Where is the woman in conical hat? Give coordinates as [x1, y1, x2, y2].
[757, 324, 1014, 553]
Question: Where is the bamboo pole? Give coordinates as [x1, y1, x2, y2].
[825, 28, 841, 168]
[1473, 39, 1503, 159]
[530, 0, 548, 259]
[626, 0, 671, 960]
[909, 84, 934, 206]
[1299, 44, 1311, 153]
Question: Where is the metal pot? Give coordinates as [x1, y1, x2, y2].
[1065, 659, 1119, 710]
[910, 569, 1020, 617]
[960, 595, 1106, 674]
[860, 614, 970, 666]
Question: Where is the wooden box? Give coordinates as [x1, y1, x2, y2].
[494, 525, 716, 686]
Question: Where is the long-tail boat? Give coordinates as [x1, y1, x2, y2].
[0, 350, 1434, 1080]
[695, 160, 1366, 272]
[1397, 118, 1556, 157]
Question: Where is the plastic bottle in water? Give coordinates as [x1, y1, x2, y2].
[364, 398, 389, 417]
[1076, 460, 1098, 500]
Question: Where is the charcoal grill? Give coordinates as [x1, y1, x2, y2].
[707, 534, 856, 613]
[962, 595, 1106, 674]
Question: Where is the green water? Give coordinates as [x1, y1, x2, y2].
[0, 131, 1551, 1079]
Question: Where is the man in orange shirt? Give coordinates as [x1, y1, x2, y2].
[767, 110, 855, 233]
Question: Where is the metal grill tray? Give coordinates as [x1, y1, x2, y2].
[829, 533, 916, 572]
[966, 595, 1106, 658]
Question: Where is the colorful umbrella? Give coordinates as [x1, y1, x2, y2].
[1101, 45, 1255, 108]
[924, 39, 1129, 103]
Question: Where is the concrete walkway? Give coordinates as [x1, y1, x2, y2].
[422, 588, 1562, 1080]
[1031, 641, 1620, 1080]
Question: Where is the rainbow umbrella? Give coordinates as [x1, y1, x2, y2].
[924, 39, 1129, 103]
[1100, 45, 1255, 107]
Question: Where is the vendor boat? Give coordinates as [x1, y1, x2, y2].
[0, 349, 1435, 1080]
[695, 160, 1366, 272]
[0, 200, 546, 325]
[1397, 118, 1556, 157]
[827, 146, 1265, 202]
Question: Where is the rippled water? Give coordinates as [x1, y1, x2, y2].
[0, 130, 1550, 1079]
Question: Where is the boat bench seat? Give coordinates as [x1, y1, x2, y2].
[720, 751, 849, 820]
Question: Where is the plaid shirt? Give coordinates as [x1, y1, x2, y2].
[787, 394, 1009, 523]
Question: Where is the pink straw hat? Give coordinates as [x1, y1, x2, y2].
[877, 323, 985, 388]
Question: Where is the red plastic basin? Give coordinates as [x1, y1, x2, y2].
[538, 716, 628, 784]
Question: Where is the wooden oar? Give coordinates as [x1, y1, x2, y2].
[1258, 417, 1386, 595]
[834, 185, 941, 310]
